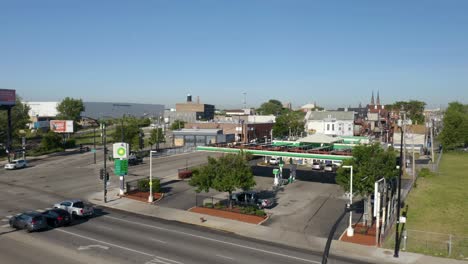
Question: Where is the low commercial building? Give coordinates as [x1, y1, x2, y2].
[172, 129, 233, 147]
[305, 110, 355, 136]
[25, 101, 59, 129]
[175, 94, 215, 120]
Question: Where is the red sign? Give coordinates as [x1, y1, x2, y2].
[0, 89, 16, 106]
[50, 120, 74, 133]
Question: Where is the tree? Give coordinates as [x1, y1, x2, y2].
[56, 97, 85, 130]
[335, 144, 398, 226]
[0, 97, 30, 147]
[41, 131, 63, 150]
[115, 117, 142, 150]
[439, 102, 468, 149]
[170, 120, 185, 130]
[388, 100, 426, 124]
[189, 152, 256, 208]
[257, 99, 284, 116]
[273, 110, 305, 138]
[149, 128, 165, 150]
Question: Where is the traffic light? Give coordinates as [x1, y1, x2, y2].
[139, 132, 144, 149]
[99, 168, 104, 180]
[105, 172, 109, 182]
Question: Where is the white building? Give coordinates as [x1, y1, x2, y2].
[305, 110, 355, 136]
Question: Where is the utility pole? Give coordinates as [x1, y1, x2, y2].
[121, 114, 125, 142]
[93, 126, 96, 164]
[102, 122, 108, 203]
[6, 107, 12, 163]
[430, 117, 435, 164]
[394, 111, 405, 258]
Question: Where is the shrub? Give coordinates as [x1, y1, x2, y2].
[255, 209, 266, 217]
[214, 202, 225, 209]
[204, 202, 213, 208]
[137, 178, 161, 193]
[63, 139, 76, 149]
[41, 132, 63, 150]
[240, 206, 257, 215]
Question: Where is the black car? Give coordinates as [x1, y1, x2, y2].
[9, 212, 48, 232]
[42, 208, 72, 227]
[128, 155, 143, 166]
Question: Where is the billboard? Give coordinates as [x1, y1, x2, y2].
[50, 120, 74, 133]
[0, 89, 16, 106]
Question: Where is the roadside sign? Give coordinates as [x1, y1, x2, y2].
[91, 149, 96, 153]
[114, 159, 128, 176]
[113, 143, 129, 159]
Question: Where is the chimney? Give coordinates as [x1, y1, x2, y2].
[187, 94, 192, 103]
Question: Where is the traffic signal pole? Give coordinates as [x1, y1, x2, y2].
[102, 123, 108, 203]
[6, 106, 12, 163]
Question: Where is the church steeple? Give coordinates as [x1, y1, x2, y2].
[371, 91, 375, 105]
[376, 91, 381, 105]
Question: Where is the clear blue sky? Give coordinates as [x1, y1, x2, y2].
[1, 0, 467, 109]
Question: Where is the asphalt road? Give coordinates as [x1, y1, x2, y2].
[0, 206, 364, 264]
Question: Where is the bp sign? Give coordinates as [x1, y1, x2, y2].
[113, 143, 129, 159]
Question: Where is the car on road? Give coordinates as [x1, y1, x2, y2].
[128, 154, 143, 166]
[9, 212, 48, 232]
[53, 199, 94, 218]
[312, 162, 323, 171]
[42, 208, 72, 227]
[231, 191, 274, 209]
[4, 159, 27, 170]
[269, 157, 280, 165]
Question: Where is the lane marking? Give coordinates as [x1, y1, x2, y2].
[6, 215, 12, 219]
[1, 224, 10, 228]
[104, 215, 320, 264]
[216, 254, 234, 260]
[45, 208, 53, 210]
[78, 245, 110, 251]
[36, 209, 45, 212]
[149, 238, 167, 244]
[55, 229, 154, 257]
[55, 229, 183, 264]
[1, 219, 8, 222]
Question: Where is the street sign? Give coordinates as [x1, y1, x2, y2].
[91, 149, 96, 153]
[114, 159, 128, 176]
[113, 143, 129, 159]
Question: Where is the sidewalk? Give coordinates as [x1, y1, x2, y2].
[87, 189, 465, 264]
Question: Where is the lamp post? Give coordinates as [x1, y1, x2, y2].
[395, 109, 405, 258]
[342, 165, 354, 237]
[148, 150, 157, 203]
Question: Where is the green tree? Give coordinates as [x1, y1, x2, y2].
[115, 117, 142, 150]
[41, 131, 63, 150]
[389, 100, 426, 124]
[273, 110, 305, 138]
[189, 152, 255, 208]
[56, 97, 85, 131]
[439, 102, 468, 149]
[170, 120, 186, 130]
[336, 144, 398, 226]
[257, 99, 284, 115]
[149, 128, 165, 150]
[0, 97, 30, 147]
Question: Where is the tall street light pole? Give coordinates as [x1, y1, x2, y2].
[148, 150, 157, 203]
[342, 165, 354, 237]
[93, 126, 96, 164]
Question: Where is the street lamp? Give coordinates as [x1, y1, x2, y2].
[148, 150, 157, 203]
[342, 165, 354, 237]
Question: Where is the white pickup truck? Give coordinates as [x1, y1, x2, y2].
[53, 199, 94, 218]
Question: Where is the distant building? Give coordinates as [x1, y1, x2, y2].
[300, 103, 316, 113]
[305, 110, 355, 136]
[175, 94, 215, 120]
[24, 101, 59, 129]
[172, 129, 232, 147]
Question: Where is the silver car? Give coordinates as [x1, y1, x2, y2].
[4, 159, 27, 170]
[53, 199, 94, 218]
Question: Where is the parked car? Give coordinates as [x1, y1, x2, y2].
[53, 199, 94, 218]
[312, 162, 323, 171]
[9, 212, 48, 232]
[324, 164, 337, 172]
[42, 208, 72, 227]
[231, 191, 274, 209]
[4, 159, 27, 170]
[269, 157, 280, 165]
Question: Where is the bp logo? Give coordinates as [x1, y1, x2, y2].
[117, 147, 126, 156]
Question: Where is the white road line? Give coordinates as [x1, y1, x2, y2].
[149, 238, 167, 244]
[104, 215, 320, 264]
[1, 224, 10, 228]
[155, 256, 183, 264]
[1, 219, 8, 222]
[6, 215, 13, 219]
[55, 229, 154, 257]
[216, 254, 234, 260]
[45, 208, 53, 210]
[36, 209, 45, 212]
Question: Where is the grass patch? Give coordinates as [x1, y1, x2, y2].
[392, 152, 468, 258]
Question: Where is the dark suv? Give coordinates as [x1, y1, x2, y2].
[9, 212, 48, 232]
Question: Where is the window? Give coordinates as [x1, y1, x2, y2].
[332, 124, 335, 131]
[73, 202, 84, 208]
[61, 202, 72, 207]
[327, 124, 330, 131]
[348, 126, 352, 131]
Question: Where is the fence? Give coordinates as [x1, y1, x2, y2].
[387, 229, 468, 259]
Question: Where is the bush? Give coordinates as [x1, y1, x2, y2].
[255, 209, 266, 217]
[240, 206, 257, 215]
[41, 132, 63, 150]
[204, 202, 213, 208]
[214, 203, 225, 209]
[63, 139, 76, 149]
[137, 178, 161, 193]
